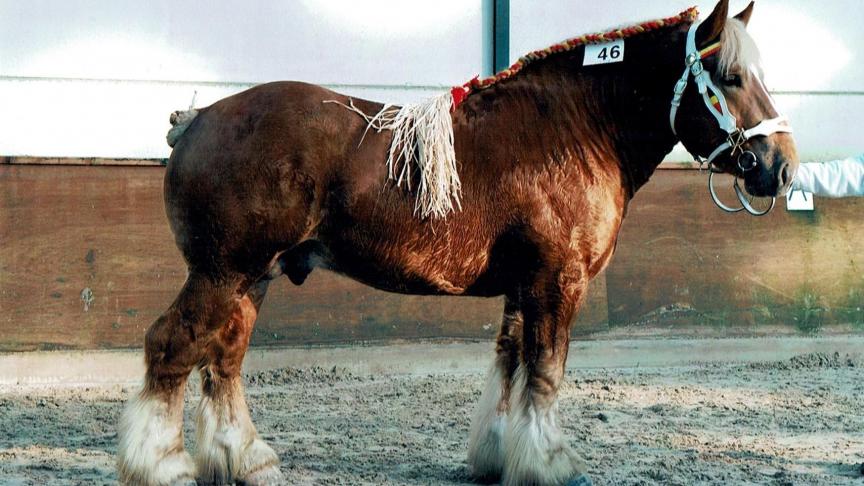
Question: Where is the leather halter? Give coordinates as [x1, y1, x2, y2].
[669, 22, 793, 215]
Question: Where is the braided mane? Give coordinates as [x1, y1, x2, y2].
[451, 7, 699, 108]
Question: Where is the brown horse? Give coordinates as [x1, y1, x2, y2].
[117, 1, 797, 485]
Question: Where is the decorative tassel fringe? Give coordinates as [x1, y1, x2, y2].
[326, 93, 462, 219]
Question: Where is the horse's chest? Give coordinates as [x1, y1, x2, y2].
[540, 178, 627, 275]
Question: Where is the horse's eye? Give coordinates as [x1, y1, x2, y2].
[721, 74, 742, 87]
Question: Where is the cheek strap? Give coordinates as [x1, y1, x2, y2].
[669, 26, 737, 136]
[668, 22, 793, 165]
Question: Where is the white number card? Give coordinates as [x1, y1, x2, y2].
[786, 189, 814, 211]
[583, 39, 625, 66]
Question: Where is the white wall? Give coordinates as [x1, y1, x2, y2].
[0, 0, 485, 158]
[1, 1, 861, 160]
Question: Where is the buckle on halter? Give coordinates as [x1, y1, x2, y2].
[673, 78, 687, 96]
[685, 52, 699, 66]
[727, 128, 747, 156]
[690, 60, 704, 77]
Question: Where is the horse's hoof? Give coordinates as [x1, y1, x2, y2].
[566, 474, 593, 486]
[238, 465, 285, 486]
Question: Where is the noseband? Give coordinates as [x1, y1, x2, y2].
[670, 22, 793, 216]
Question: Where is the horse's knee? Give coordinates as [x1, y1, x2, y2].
[143, 276, 245, 385]
[143, 313, 178, 360]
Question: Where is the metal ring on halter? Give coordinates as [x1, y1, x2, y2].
[737, 150, 758, 172]
[733, 177, 776, 216]
[707, 169, 745, 213]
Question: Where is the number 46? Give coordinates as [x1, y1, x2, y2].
[598, 45, 621, 60]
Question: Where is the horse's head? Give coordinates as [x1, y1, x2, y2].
[671, 0, 798, 198]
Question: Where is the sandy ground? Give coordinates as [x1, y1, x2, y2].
[1, 351, 863, 485]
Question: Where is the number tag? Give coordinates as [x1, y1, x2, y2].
[786, 189, 814, 211]
[583, 39, 625, 66]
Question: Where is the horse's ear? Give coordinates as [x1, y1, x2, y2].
[734, 1, 755, 27]
[696, 0, 729, 46]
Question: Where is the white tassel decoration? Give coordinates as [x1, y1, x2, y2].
[325, 92, 462, 219]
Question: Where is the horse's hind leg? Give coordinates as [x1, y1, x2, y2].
[503, 264, 592, 486]
[468, 295, 522, 481]
[194, 279, 283, 486]
[118, 273, 243, 486]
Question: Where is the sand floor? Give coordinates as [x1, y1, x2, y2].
[1, 350, 863, 485]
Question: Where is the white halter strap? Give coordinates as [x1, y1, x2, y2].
[669, 22, 792, 165]
[705, 116, 791, 163]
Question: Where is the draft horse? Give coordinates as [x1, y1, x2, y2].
[118, 1, 797, 485]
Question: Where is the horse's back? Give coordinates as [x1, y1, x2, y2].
[169, 81, 380, 169]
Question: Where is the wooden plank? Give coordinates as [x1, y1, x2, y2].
[0, 165, 606, 351]
[2, 156, 166, 166]
[253, 271, 607, 346]
[606, 170, 864, 333]
[0, 166, 184, 350]
[657, 161, 701, 170]
[2, 165, 861, 351]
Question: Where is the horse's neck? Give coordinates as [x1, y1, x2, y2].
[602, 72, 681, 196]
[483, 32, 682, 197]
[610, 77, 677, 195]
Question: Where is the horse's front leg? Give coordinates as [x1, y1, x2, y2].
[195, 280, 283, 486]
[503, 264, 592, 486]
[468, 295, 523, 481]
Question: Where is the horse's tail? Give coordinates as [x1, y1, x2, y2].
[166, 108, 200, 148]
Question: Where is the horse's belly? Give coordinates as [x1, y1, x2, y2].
[318, 235, 495, 296]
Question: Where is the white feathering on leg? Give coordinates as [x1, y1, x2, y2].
[117, 389, 195, 486]
[503, 366, 588, 486]
[194, 379, 280, 485]
[468, 360, 508, 479]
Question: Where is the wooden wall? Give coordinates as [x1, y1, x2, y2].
[1, 164, 861, 351]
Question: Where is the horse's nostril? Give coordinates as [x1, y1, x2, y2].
[778, 162, 792, 187]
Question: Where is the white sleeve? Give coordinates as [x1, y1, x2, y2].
[792, 154, 864, 197]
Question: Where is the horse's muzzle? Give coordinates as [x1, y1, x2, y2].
[744, 154, 796, 198]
